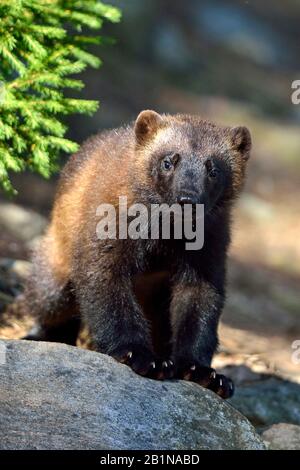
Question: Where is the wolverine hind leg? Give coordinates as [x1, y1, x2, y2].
[24, 317, 80, 346]
[23, 239, 80, 346]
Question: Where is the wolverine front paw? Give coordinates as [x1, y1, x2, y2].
[175, 362, 234, 399]
[111, 344, 158, 378]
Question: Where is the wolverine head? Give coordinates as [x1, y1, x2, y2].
[133, 110, 251, 213]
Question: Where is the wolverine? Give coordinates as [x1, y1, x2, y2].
[23, 110, 252, 399]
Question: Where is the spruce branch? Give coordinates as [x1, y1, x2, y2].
[0, 0, 121, 194]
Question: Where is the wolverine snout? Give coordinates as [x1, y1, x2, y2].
[177, 192, 205, 206]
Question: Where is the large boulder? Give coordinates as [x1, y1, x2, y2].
[0, 339, 264, 450]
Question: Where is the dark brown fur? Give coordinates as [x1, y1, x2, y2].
[23, 111, 251, 398]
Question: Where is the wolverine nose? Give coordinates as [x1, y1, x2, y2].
[177, 194, 198, 205]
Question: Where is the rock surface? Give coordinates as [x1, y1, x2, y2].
[0, 339, 265, 450]
[262, 423, 300, 450]
[0, 202, 47, 244]
[0, 259, 31, 314]
[229, 377, 300, 427]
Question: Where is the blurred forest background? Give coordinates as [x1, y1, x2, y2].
[1, 0, 300, 397]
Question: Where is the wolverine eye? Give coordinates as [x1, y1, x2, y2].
[209, 169, 218, 179]
[162, 158, 173, 171]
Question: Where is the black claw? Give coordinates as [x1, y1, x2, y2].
[177, 362, 235, 399]
[112, 345, 158, 379]
[157, 359, 175, 380]
[208, 373, 234, 399]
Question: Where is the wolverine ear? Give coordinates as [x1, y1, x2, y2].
[134, 110, 163, 144]
[229, 126, 252, 160]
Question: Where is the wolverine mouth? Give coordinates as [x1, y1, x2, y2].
[176, 191, 203, 206]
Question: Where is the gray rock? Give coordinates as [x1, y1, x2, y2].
[0, 258, 31, 283]
[0, 259, 31, 311]
[229, 377, 300, 427]
[262, 423, 300, 450]
[0, 340, 265, 450]
[0, 203, 47, 243]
